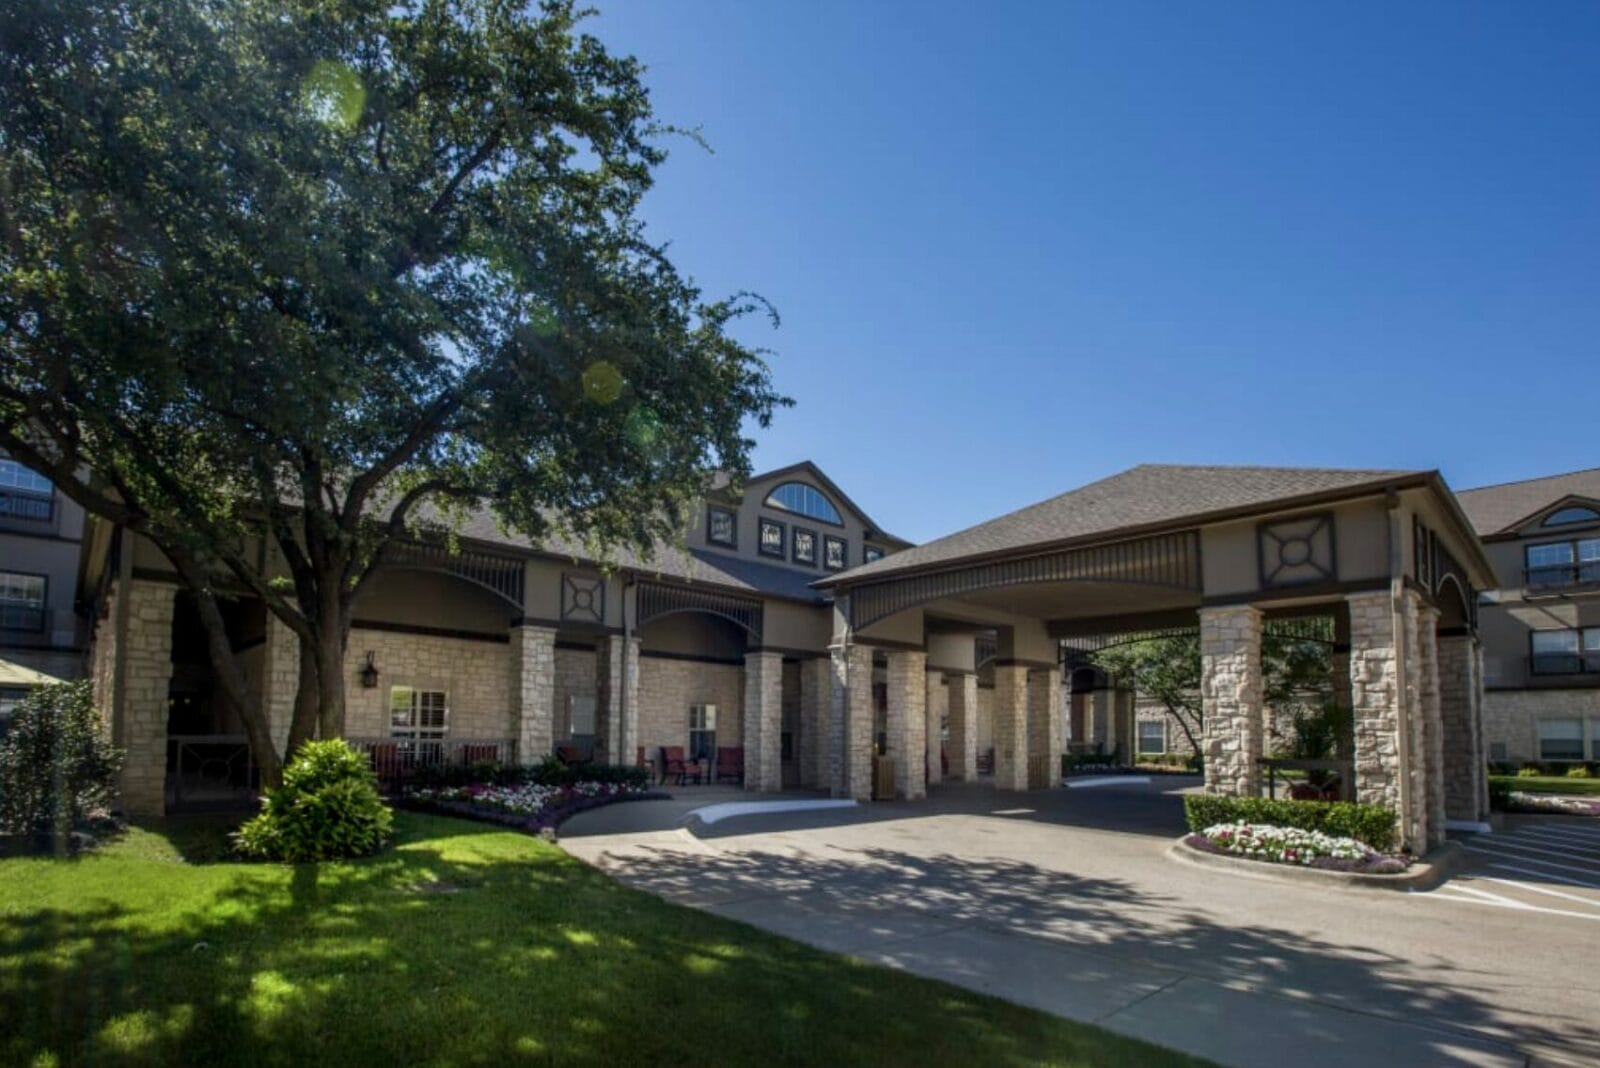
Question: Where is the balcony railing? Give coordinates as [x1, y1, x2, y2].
[1525, 561, 1600, 592]
[347, 736, 517, 790]
[0, 489, 54, 522]
[1529, 652, 1600, 677]
[0, 604, 46, 633]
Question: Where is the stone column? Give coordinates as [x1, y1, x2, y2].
[743, 651, 784, 792]
[1417, 605, 1447, 848]
[261, 611, 300, 757]
[924, 670, 947, 786]
[1438, 634, 1485, 823]
[829, 644, 874, 799]
[1025, 666, 1064, 788]
[510, 624, 557, 764]
[1199, 604, 1264, 797]
[596, 634, 639, 766]
[799, 656, 832, 788]
[1348, 588, 1426, 852]
[992, 663, 1030, 791]
[885, 650, 927, 800]
[120, 581, 177, 818]
[947, 672, 978, 781]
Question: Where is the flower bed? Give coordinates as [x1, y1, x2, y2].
[406, 780, 658, 832]
[1503, 791, 1600, 817]
[1188, 821, 1411, 874]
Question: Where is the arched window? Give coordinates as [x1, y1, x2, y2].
[764, 482, 843, 525]
[1543, 506, 1600, 527]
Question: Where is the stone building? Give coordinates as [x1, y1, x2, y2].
[83, 461, 1498, 854]
[1455, 468, 1600, 767]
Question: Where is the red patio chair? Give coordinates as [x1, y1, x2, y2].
[460, 742, 499, 766]
[555, 745, 585, 767]
[715, 746, 744, 785]
[660, 746, 702, 785]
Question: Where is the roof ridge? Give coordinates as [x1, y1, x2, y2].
[1458, 465, 1600, 495]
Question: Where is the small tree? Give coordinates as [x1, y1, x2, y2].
[0, 681, 123, 843]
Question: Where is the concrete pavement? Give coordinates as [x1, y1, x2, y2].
[561, 778, 1599, 1067]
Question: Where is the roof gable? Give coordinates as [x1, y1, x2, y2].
[1456, 468, 1600, 537]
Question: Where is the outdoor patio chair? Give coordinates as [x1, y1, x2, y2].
[660, 746, 703, 785]
[715, 746, 744, 785]
[367, 742, 402, 790]
[1288, 779, 1342, 802]
[555, 745, 584, 767]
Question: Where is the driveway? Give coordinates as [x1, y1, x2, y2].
[561, 778, 1600, 1067]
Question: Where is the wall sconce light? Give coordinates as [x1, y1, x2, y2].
[360, 651, 380, 689]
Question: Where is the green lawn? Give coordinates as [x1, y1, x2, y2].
[1, 813, 1206, 1067]
[1492, 774, 1600, 796]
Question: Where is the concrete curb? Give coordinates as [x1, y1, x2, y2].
[1168, 835, 1463, 892]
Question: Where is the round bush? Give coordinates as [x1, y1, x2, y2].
[235, 740, 394, 862]
[0, 681, 122, 839]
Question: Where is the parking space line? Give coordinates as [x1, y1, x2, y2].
[1513, 826, 1600, 848]
[1424, 885, 1600, 922]
[1479, 876, 1600, 908]
[1485, 862, 1600, 891]
[1462, 842, 1600, 875]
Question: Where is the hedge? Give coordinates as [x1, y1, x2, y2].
[1183, 794, 1398, 853]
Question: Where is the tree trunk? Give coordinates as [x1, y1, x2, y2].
[1168, 702, 1202, 756]
[165, 550, 285, 788]
[313, 574, 349, 739]
[285, 643, 320, 757]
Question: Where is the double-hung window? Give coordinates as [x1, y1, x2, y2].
[0, 573, 45, 632]
[1526, 537, 1600, 588]
[688, 704, 717, 762]
[1537, 718, 1585, 762]
[1530, 628, 1600, 675]
[390, 686, 448, 766]
[1137, 719, 1167, 755]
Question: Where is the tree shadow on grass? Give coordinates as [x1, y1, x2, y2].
[0, 812, 1206, 1067]
[592, 836, 1600, 1066]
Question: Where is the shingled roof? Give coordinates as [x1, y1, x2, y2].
[1455, 467, 1600, 537]
[818, 464, 1427, 586]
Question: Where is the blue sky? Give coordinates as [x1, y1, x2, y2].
[593, 1, 1600, 543]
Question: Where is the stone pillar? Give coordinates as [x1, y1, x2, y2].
[1348, 588, 1427, 852]
[1199, 604, 1264, 797]
[119, 581, 177, 818]
[596, 634, 639, 766]
[1026, 666, 1064, 788]
[510, 624, 557, 764]
[947, 672, 978, 781]
[743, 651, 784, 792]
[885, 650, 927, 800]
[799, 656, 832, 788]
[1417, 606, 1447, 848]
[992, 663, 1030, 791]
[829, 644, 874, 799]
[1438, 634, 1486, 823]
[925, 670, 946, 786]
[262, 612, 300, 757]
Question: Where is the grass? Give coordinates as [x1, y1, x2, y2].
[1491, 774, 1600, 797]
[1, 812, 1208, 1067]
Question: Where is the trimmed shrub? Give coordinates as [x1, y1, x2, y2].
[1488, 778, 1512, 811]
[0, 681, 122, 838]
[235, 740, 394, 862]
[1516, 765, 1544, 778]
[1567, 765, 1594, 779]
[1183, 794, 1398, 853]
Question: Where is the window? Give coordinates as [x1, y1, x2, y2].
[1538, 718, 1585, 762]
[863, 545, 884, 564]
[688, 703, 717, 762]
[823, 535, 847, 571]
[792, 526, 817, 566]
[564, 694, 596, 760]
[763, 482, 843, 526]
[390, 686, 447, 764]
[1530, 628, 1600, 674]
[0, 687, 26, 727]
[1525, 537, 1600, 587]
[0, 572, 45, 632]
[1542, 506, 1600, 526]
[706, 505, 737, 548]
[0, 459, 52, 495]
[757, 517, 786, 558]
[1138, 719, 1167, 755]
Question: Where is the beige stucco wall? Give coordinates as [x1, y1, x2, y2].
[1201, 497, 1392, 599]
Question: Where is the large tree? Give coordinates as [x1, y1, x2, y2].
[1089, 628, 1335, 756]
[0, 0, 785, 783]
